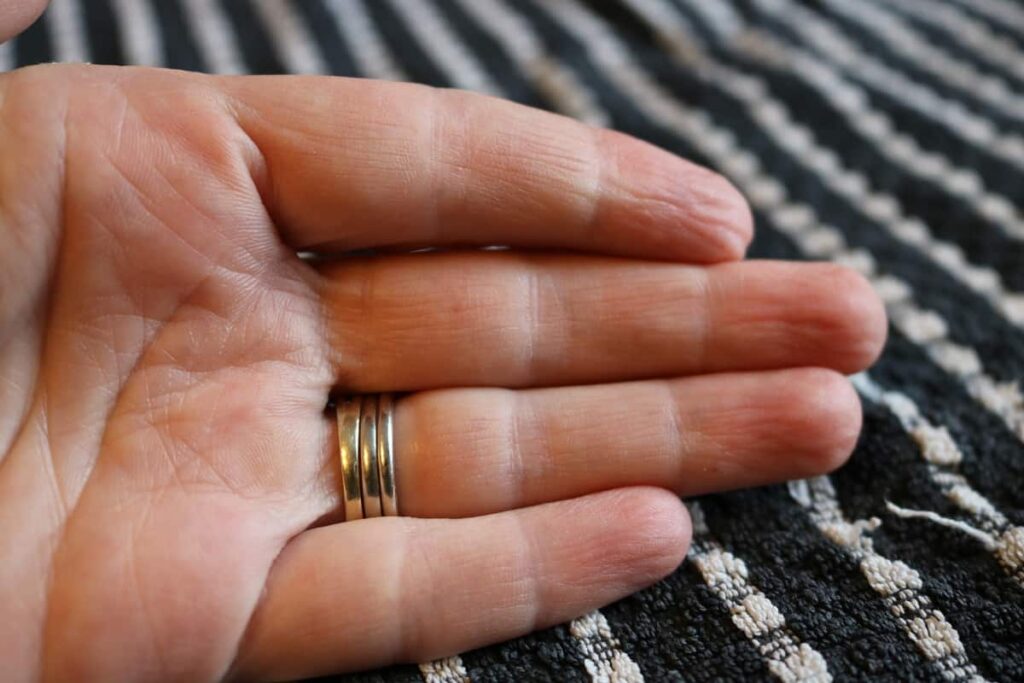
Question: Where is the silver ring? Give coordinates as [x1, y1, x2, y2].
[336, 397, 364, 522]
[377, 394, 398, 516]
[359, 394, 383, 518]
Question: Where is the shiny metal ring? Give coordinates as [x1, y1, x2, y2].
[377, 393, 398, 517]
[336, 396, 364, 522]
[359, 394, 383, 518]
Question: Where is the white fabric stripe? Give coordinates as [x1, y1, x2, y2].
[749, 0, 1024, 171]
[820, 0, 1024, 123]
[109, 0, 162, 66]
[645, 0, 1024, 326]
[420, 656, 471, 683]
[179, 0, 244, 74]
[688, 504, 832, 683]
[385, 0, 499, 94]
[325, 0, 405, 81]
[853, 374, 1024, 587]
[250, 0, 327, 74]
[569, 611, 645, 683]
[179, 0, 245, 74]
[949, 0, 1024, 39]
[0, 40, 12, 73]
[790, 478, 987, 682]
[873, 0, 1024, 85]
[47, 0, 90, 63]
[528, 0, 1024, 446]
[452, 0, 608, 126]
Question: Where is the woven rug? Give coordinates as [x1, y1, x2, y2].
[8, 0, 1024, 680]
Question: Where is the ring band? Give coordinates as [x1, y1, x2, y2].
[336, 397, 364, 522]
[377, 394, 398, 516]
[336, 393, 398, 521]
[359, 395, 383, 518]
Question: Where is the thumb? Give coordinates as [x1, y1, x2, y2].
[0, 0, 49, 43]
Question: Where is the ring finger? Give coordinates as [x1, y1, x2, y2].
[313, 366, 862, 520]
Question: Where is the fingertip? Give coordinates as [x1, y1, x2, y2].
[782, 368, 864, 476]
[597, 131, 753, 263]
[592, 487, 691, 589]
[0, 0, 49, 42]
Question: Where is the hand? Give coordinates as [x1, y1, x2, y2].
[0, 64, 885, 682]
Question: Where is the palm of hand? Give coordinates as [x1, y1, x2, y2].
[1, 66, 334, 681]
[0, 64, 885, 682]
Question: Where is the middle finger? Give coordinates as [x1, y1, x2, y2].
[319, 253, 886, 390]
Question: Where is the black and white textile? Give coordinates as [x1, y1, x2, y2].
[6, 1, 1024, 681]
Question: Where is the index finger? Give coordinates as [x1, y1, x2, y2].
[222, 76, 752, 260]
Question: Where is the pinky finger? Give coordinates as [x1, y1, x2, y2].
[231, 488, 690, 681]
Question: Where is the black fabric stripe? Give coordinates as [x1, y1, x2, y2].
[311, 663, 423, 683]
[361, 0, 453, 88]
[458, 625, 591, 683]
[291, 0, 359, 77]
[14, 11, 53, 66]
[218, 0, 286, 74]
[431, 1, 548, 110]
[80, 0, 125, 65]
[152, 0, 207, 72]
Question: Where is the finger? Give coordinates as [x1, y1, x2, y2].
[232, 488, 690, 681]
[311, 367, 860, 520]
[222, 77, 752, 261]
[320, 255, 887, 390]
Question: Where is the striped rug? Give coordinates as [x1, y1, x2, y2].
[6, 1, 1024, 680]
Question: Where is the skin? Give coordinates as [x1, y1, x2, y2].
[0, 50, 886, 683]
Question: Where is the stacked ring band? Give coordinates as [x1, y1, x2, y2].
[336, 394, 398, 521]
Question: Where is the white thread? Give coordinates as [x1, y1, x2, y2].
[885, 502, 998, 550]
[250, 0, 327, 74]
[325, 0, 406, 81]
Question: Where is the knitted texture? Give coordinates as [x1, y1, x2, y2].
[7, 1, 1024, 680]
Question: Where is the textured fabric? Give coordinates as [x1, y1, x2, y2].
[5, 1, 1024, 681]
